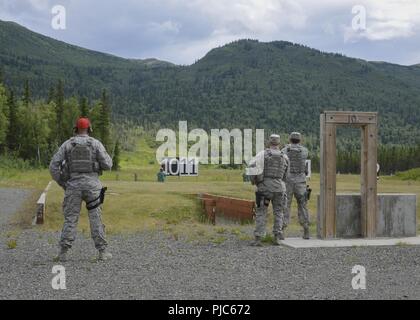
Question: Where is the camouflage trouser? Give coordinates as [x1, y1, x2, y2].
[60, 188, 107, 251]
[284, 181, 309, 228]
[254, 191, 285, 238]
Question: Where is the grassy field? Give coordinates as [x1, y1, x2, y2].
[1, 138, 420, 242]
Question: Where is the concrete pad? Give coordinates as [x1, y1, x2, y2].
[280, 237, 420, 248]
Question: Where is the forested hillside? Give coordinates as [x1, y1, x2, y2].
[2, 20, 420, 145]
[1, 20, 420, 173]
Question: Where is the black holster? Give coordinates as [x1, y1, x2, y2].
[255, 192, 271, 208]
[86, 187, 107, 211]
[306, 185, 312, 201]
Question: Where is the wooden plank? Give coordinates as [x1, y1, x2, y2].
[199, 193, 255, 223]
[325, 114, 350, 124]
[360, 123, 378, 237]
[319, 111, 378, 239]
[366, 123, 378, 237]
[360, 125, 368, 236]
[324, 122, 337, 238]
[350, 114, 377, 124]
[324, 112, 377, 124]
[33, 181, 52, 225]
[318, 113, 326, 238]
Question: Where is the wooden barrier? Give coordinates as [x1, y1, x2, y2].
[199, 193, 255, 224]
[33, 181, 52, 225]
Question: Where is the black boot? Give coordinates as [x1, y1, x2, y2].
[250, 236, 263, 247]
[303, 226, 310, 240]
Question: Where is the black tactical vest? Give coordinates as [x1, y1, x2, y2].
[286, 144, 307, 174]
[68, 138, 96, 174]
[263, 149, 287, 178]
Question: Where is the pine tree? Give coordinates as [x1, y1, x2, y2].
[55, 80, 65, 144]
[47, 86, 55, 104]
[6, 90, 19, 151]
[79, 96, 89, 117]
[112, 140, 121, 171]
[23, 80, 31, 108]
[0, 66, 4, 84]
[0, 84, 8, 149]
[97, 89, 111, 149]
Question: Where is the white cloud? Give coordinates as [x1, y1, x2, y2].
[1, 0, 420, 65]
[188, 0, 307, 36]
[27, 0, 50, 11]
[147, 20, 181, 35]
[344, 0, 420, 42]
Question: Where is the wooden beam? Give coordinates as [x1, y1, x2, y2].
[324, 122, 337, 238]
[318, 111, 378, 239]
[366, 123, 378, 237]
[318, 113, 326, 238]
[319, 113, 337, 239]
[360, 125, 368, 236]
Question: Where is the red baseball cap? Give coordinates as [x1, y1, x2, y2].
[76, 117, 91, 129]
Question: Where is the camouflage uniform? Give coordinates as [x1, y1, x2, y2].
[49, 134, 112, 251]
[249, 135, 288, 241]
[281, 134, 309, 230]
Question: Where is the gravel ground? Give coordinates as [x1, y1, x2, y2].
[1, 228, 420, 300]
[0, 188, 31, 232]
[1, 187, 420, 300]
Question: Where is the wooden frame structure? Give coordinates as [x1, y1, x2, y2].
[319, 111, 378, 239]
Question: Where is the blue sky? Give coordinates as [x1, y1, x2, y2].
[1, 0, 420, 65]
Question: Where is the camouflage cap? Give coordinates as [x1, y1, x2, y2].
[289, 132, 302, 141]
[269, 134, 281, 146]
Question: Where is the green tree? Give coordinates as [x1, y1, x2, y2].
[23, 79, 31, 108]
[0, 66, 4, 84]
[112, 140, 121, 171]
[0, 84, 8, 149]
[96, 89, 111, 149]
[79, 96, 89, 117]
[6, 90, 19, 151]
[18, 100, 53, 165]
[47, 86, 55, 104]
[55, 80, 65, 144]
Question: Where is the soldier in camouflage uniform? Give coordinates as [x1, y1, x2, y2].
[281, 132, 310, 239]
[248, 134, 289, 246]
[49, 118, 113, 262]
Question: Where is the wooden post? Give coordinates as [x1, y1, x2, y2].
[318, 111, 378, 239]
[361, 123, 378, 237]
[319, 113, 326, 238]
[320, 113, 337, 238]
[33, 181, 52, 225]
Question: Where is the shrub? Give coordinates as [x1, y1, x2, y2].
[396, 168, 420, 181]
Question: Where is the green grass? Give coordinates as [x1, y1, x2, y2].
[2, 138, 420, 240]
[3, 167, 420, 239]
[6, 239, 17, 250]
[396, 168, 420, 181]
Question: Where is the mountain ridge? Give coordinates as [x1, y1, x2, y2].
[1, 20, 420, 144]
